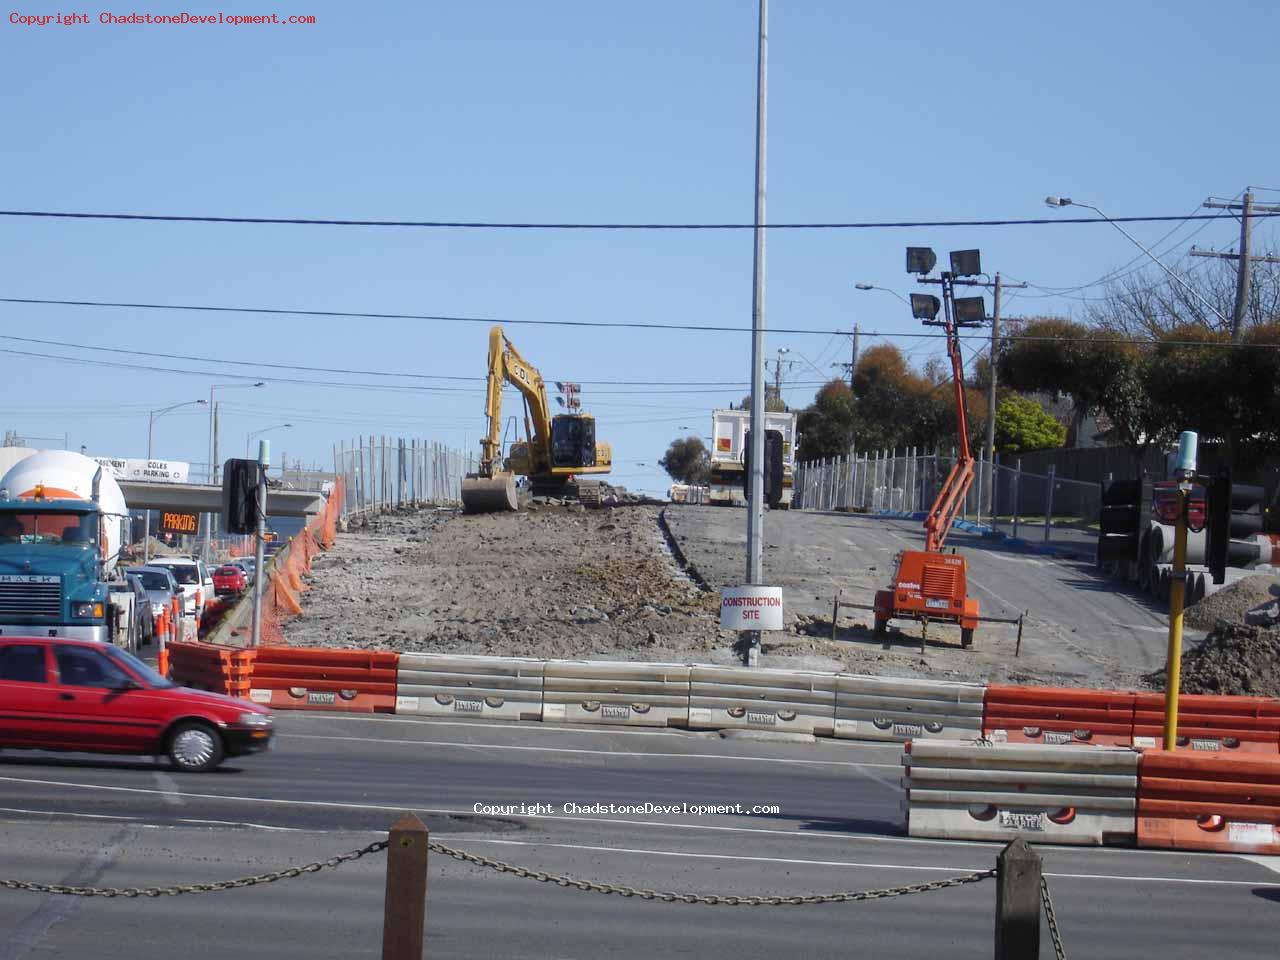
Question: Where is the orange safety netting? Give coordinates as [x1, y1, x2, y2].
[258, 476, 344, 645]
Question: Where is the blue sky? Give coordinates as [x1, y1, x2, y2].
[1, 1, 1276, 495]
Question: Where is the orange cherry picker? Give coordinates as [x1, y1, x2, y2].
[872, 247, 987, 647]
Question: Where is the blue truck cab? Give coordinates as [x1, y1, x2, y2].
[0, 497, 114, 642]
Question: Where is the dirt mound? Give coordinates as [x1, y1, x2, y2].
[1185, 573, 1280, 630]
[1145, 621, 1280, 696]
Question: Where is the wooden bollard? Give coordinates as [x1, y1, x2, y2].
[382, 813, 429, 960]
[995, 838, 1042, 959]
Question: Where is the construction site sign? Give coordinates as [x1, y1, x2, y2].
[720, 585, 784, 631]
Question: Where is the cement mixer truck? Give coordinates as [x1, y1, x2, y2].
[0, 450, 130, 642]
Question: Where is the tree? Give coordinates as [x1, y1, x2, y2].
[994, 395, 1067, 453]
[738, 393, 788, 412]
[796, 379, 856, 461]
[659, 436, 710, 485]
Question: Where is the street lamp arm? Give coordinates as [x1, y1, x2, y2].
[1047, 197, 1230, 326]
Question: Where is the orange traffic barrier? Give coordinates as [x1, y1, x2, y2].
[167, 642, 255, 698]
[1137, 750, 1280, 854]
[983, 685, 1137, 747]
[246, 646, 398, 713]
[1132, 693, 1280, 754]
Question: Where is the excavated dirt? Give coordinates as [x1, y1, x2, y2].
[284, 505, 731, 662]
[1184, 573, 1280, 630]
[1145, 621, 1280, 697]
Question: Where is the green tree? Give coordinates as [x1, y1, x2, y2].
[993, 395, 1067, 453]
[738, 393, 789, 412]
[658, 436, 711, 485]
[796, 379, 856, 461]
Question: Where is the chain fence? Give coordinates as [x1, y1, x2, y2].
[795, 447, 1103, 562]
[333, 435, 475, 518]
[1042, 874, 1067, 959]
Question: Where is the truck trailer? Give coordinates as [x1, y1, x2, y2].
[708, 408, 797, 508]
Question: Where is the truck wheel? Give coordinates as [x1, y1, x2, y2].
[167, 721, 224, 773]
[960, 628, 974, 649]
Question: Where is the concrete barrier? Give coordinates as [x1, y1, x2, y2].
[834, 675, 985, 743]
[688, 666, 836, 736]
[395, 653, 544, 721]
[542, 660, 690, 727]
[1137, 750, 1280, 854]
[903, 740, 1139, 845]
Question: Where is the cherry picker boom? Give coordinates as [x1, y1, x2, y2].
[872, 255, 985, 647]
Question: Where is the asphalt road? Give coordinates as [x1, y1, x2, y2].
[2, 712, 1277, 959]
[663, 506, 1173, 687]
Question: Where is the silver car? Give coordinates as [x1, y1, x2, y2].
[125, 566, 183, 626]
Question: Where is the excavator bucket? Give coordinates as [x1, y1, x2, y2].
[461, 472, 519, 513]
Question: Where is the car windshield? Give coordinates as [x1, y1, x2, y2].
[160, 565, 199, 585]
[0, 510, 97, 546]
[130, 570, 173, 591]
[102, 644, 176, 689]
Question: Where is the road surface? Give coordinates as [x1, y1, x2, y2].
[2, 712, 1276, 959]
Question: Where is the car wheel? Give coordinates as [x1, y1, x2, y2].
[167, 721, 224, 773]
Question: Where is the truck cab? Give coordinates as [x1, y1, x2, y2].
[0, 498, 113, 642]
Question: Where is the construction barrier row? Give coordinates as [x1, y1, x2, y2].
[983, 684, 1280, 754]
[901, 740, 1280, 855]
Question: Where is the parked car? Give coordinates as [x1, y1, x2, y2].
[125, 566, 183, 630]
[123, 573, 154, 644]
[228, 556, 256, 585]
[0, 636, 273, 771]
[212, 564, 247, 596]
[145, 557, 212, 617]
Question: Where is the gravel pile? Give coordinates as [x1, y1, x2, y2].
[1145, 621, 1280, 697]
[1184, 573, 1280, 630]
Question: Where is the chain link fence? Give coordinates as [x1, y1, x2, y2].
[333, 436, 475, 518]
[987, 460, 1102, 560]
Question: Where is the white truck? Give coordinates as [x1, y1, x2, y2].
[708, 408, 797, 508]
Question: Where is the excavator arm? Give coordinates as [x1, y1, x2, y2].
[477, 326, 554, 476]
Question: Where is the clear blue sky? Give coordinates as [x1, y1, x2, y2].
[1, 1, 1275, 495]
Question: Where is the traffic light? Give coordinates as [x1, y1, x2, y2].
[221, 458, 262, 535]
[1097, 478, 1143, 564]
[1206, 469, 1266, 584]
[742, 429, 785, 508]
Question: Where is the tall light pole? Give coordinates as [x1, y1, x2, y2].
[744, 0, 768, 667]
[203, 381, 266, 560]
[1044, 196, 1230, 327]
[246, 423, 293, 459]
[144, 399, 206, 561]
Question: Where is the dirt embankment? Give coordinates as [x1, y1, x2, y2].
[1146, 622, 1280, 697]
[284, 504, 727, 661]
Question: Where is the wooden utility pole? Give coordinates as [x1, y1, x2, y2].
[1193, 190, 1280, 342]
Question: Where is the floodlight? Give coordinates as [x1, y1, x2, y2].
[910, 294, 941, 320]
[954, 296, 987, 323]
[949, 249, 982, 277]
[906, 247, 937, 275]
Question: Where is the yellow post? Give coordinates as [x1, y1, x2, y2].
[1163, 485, 1189, 749]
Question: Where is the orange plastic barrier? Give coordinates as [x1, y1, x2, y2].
[257, 476, 344, 645]
[1131, 693, 1280, 754]
[983, 685, 1137, 746]
[1137, 750, 1280, 854]
[167, 641, 256, 698]
[246, 645, 398, 713]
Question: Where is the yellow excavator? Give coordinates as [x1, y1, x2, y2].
[460, 326, 613, 513]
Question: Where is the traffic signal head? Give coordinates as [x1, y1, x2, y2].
[1097, 478, 1142, 564]
[1205, 469, 1266, 584]
[221, 458, 262, 535]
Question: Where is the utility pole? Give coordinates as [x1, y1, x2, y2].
[985, 275, 1002, 515]
[744, 0, 767, 667]
[1193, 190, 1280, 342]
[850, 323, 859, 387]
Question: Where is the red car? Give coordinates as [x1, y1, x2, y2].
[212, 564, 248, 596]
[0, 636, 273, 772]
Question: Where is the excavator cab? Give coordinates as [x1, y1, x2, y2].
[551, 415, 597, 469]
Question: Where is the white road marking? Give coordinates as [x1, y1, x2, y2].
[1240, 855, 1280, 876]
[459, 836, 1280, 887]
[0, 805, 142, 823]
[1107, 622, 1167, 634]
[277, 733, 899, 769]
[0, 805, 301, 833]
[986, 553, 1046, 566]
[285, 713, 712, 740]
[0, 774, 1260, 871]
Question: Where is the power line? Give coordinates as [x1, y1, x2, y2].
[1, 208, 1273, 230]
[5, 295, 1276, 347]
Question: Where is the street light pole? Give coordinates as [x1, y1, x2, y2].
[744, 0, 768, 667]
[246, 424, 293, 459]
[144, 399, 206, 562]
